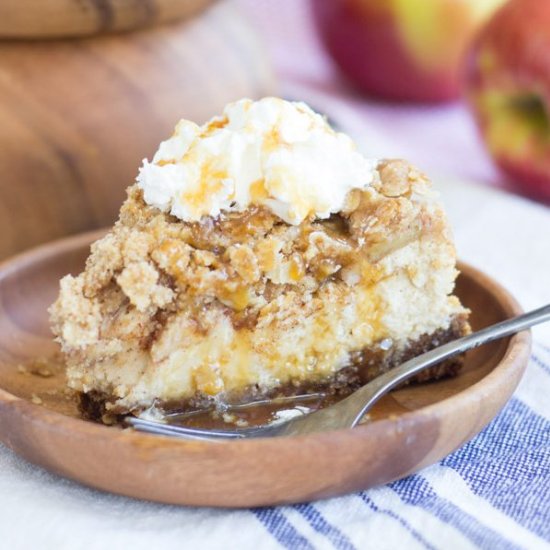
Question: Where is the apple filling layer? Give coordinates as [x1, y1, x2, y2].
[50, 159, 469, 423]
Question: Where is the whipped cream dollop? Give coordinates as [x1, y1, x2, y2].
[137, 97, 378, 225]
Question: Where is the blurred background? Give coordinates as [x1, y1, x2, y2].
[0, 0, 548, 260]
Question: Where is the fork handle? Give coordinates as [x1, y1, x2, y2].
[280, 304, 550, 435]
[343, 303, 550, 428]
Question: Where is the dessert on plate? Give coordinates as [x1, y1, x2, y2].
[49, 97, 470, 423]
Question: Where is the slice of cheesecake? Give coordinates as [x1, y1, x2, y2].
[49, 97, 469, 423]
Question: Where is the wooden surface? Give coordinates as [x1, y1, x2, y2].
[0, 0, 215, 39]
[0, 0, 276, 260]
[0, 231, 531, 507]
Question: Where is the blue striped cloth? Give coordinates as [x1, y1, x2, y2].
[1, 183, 549, 549]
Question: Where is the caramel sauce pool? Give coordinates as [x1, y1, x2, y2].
[164, 392, 408, 430]
[165, 394, 336, 430]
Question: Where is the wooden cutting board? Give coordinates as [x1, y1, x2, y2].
[0, 0, 276, 259]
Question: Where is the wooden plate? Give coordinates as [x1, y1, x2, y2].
[0, 230, 530, 507]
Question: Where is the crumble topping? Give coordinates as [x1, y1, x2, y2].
[52, 158, 437, 348]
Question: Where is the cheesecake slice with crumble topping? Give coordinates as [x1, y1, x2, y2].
[49, 97, 469, 423]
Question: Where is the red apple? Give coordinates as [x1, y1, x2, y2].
[464, 0, 550, 202]
[311, 0, 508, 102]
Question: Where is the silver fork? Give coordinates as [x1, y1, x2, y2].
[125, 304, 550, 441]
